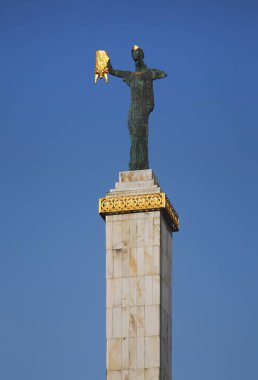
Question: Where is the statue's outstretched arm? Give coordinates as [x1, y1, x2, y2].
[107, 59, 130, 78]
[151, 69, 168, 80]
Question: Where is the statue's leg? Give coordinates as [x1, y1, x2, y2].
[128, 111, 149, 170]
[141, 121, 149, 169]
[129, 133, 137, 170]
[129, 119, 149, 170]
[128, 114, 137, 170]
[136, 119, 149, 170]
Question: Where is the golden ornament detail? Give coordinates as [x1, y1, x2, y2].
[99, 192, 179, 232]
[94, 50, 109, 84]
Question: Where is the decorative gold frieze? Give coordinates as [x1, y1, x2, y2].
[99, 192, 179, 232]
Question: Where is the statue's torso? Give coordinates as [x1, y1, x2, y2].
[124, 70, 154, 115]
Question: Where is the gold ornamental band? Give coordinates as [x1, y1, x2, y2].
[99, 192, 179, 232]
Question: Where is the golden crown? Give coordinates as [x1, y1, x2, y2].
[132, 45, 141, 51]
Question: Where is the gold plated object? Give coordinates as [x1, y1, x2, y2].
[99, 192, 179, 232]
[132, 45, 141, 51]
[94, 50, 109, 84]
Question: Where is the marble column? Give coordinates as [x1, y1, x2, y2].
[99, 170, 179, 380]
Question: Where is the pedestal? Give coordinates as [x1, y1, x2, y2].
[99, 170, 179, 380]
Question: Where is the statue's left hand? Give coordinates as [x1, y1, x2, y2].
[151, 69, 168, 80]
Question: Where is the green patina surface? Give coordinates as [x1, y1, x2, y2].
[108, 47, 167, 170]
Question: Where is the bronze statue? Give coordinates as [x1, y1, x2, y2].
[105, 46, 167, 170]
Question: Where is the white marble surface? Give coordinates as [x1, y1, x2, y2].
[108, 169, 162, 196]
[105, 171, 172, 379]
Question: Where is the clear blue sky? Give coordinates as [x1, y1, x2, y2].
[0, 0, 258, 379]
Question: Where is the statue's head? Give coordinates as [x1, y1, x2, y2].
[131, 45, 147, 69]
[132, 45, 144, 60]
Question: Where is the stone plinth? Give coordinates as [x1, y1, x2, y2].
[99, 170, 179, 380]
